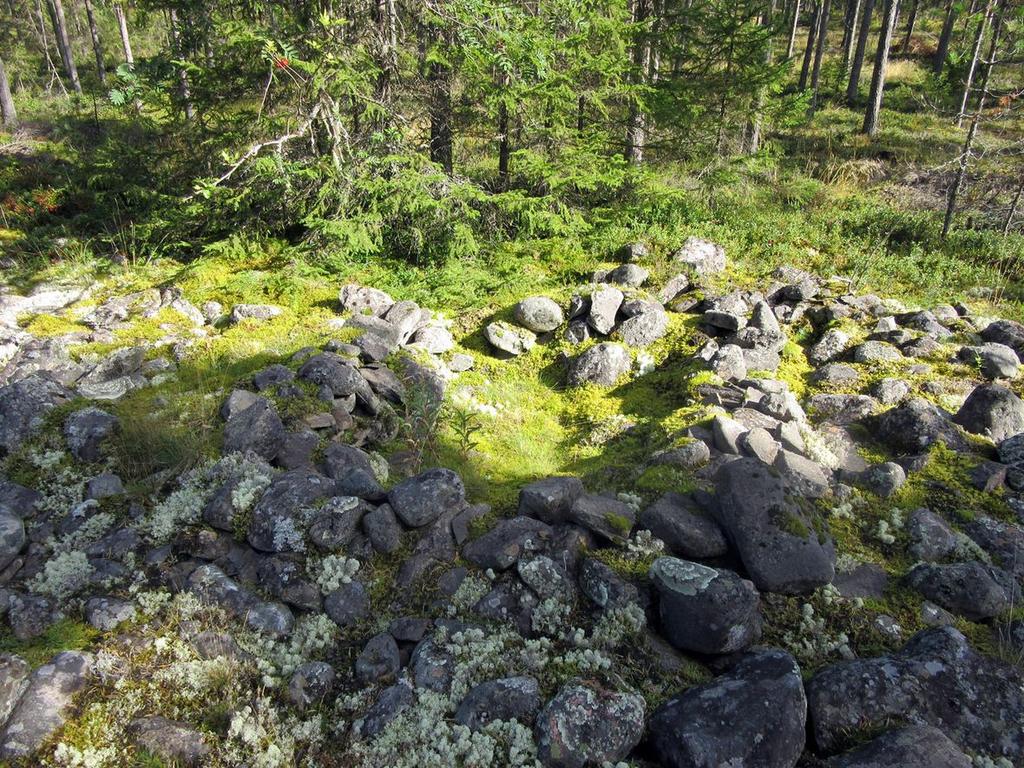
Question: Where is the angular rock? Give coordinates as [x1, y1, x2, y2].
[906, 508, 957, 561]
[714, 458, 835, 594]
[854, 461, 906, 498]
[355, 633, 401, 685]
[852, 341, 902, 362]
[223, 397, 284, 462]
[615, 310, 668, 347]
[322, 443, 384, 500]
[871, 377, 911, 406]
[188, 564, 294, 637]
[485, 321, 536, 356]
[808, 394, 876, 425]
[0, 513, 24, 572]
[981, 319, 1024, 361]
[229, 303, 282, 324]
[872, 398, 967, 454]
[568, 493, 635, 542]
[518, 477, 585, 525]
[288, 661, 336, 708]
[247, 468, 337, 552]
[809, 329, 850, 366]
[0, 651, 92, 761]
[905, 561, 1019, 621]
[84, 596, 136, 631]
[64, 406, 118, 462]
[773, 449, 831, 498]
[807, 626, 1024, 760]
[952, 384, 1024, 442]
[650, 557, 762, 654]
[957, 343, 1019, 380]
[455, 676, 541, 731]
[0, 654, 29, 729]
[826, 725, 971, 768]
[710, 344, 747, 381]
[339, 284, 394, 316]
[462, 516, 553, 571]
[131, 716, 210, 767]
[648, 649, 806, 768]
[567, 343, 631, 387]
[639, 492, 728, 559]
[587, 286, 625, 335]
[324, 580, 369, 628]
[388, 468, 465, 528]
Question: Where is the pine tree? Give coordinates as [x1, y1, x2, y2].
[49, 0, 81, 94]
[861, 0, 898, 134]
[846, 0, 875, 103]
[0, 54, 16, 126]
[944, 0, 1007, 236]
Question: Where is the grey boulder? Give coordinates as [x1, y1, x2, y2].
[567, 343, 631, 387]
[826, 725, 970, 768]
[534, 682, 645, 768]
[648, 649, 807, 768]
[514, 297, 564, 333]
[649, 557, 762, 655]
[807, 626, 1024, 760]
[713, 458, 835, 594]
[953, 384, 1024, 442]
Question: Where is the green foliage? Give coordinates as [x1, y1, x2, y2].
[0, 619, 99, 668]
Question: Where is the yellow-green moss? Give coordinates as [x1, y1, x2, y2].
[0, 619, 99, 668]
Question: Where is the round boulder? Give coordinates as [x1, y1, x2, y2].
[513, 297, 564, 333]
[534, 682, 645, 768]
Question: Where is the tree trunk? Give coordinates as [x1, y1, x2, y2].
[82, 0, 105, 85]
[0, 55, 16, 127]
[626, 0, 653, 165]
[168, 8, 193, 121]
[861, 0, 899, 135]
[49, 0, 81, 94]
[846, 0, 875, 103]
[956, 0, 991, 128]
[1005, 178, 1023, 235]
[799, 0, 819, 90]
[944, 0, 1006, 237]
[932, 0, 956, 73]
[899, 0, 918, 53]
[374, 0, 398, 128]
[34, 0, 66, 94]
[497, 98, 510, 185]
[113, 4, 134, 64]
[747, 0, 776, 153]
[787, 0, 802, 57]
[810, 0, 832, 109]
[427, 34, 452, 173]
[841, 0, 862, 73]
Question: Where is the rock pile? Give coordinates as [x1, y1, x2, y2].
[0, 244, 1023, 767]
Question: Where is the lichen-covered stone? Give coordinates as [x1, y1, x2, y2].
[649, 649, 806, 768]
[807, 627, 1024, 761]
[649, 557, 762, 654]
[534, 682, 645, 768]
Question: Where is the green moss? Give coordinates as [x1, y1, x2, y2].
[604, 512, 633, 536]
[636, 465, 696, 496]
[19, 312, 90, 337]
[771, 340, 813, 399]
[587, 546, 655, 580]
[0, 619, 99, 668]
[779, 511, 810, 539]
